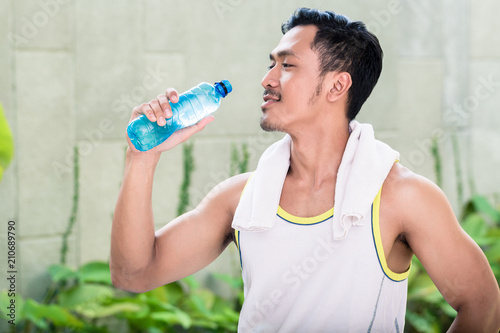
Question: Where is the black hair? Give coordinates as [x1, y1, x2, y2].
[282, 8, 383, 120]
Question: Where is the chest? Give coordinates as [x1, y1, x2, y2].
[237, 204, 377, 285]
[278, 176, 336, 218]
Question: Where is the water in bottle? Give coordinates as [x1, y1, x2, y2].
[127, 80, 232, 151]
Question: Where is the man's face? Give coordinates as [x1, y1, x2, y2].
[260, 25, 324, 132]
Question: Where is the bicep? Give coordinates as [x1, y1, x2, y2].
[140, 173, 249, 290]
[404, 178, 497, 311]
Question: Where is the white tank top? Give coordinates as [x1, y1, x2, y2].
[234, 188, 410, 332]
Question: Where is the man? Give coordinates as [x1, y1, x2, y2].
[111, 8, 500, 332]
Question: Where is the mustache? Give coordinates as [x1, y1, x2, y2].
[263, 89, 281, 100]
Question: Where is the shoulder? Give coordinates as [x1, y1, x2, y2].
[197, 171, 253, 219]
[383, 162, 448, 212]
[382, 162, 458, 241]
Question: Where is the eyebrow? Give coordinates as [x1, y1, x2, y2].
[269, 49, 299, 61]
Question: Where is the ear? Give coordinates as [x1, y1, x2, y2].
[326, 72, 352, 103]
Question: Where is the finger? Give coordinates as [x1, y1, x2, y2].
[196, 115, 215, 129]
[149, 99, 166, 126]
[175, 116, 215, 143]
[132, 103, 156, 122]
[157, 94, 172, 119]
[166, 88, 179, 103]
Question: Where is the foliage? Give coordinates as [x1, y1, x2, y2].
[0, 262, 241, 332]
[0, 102, 14, 182]
[0, 140, 246, 332]
[3, 131, 498, 332]
[229, 143, 249, 176]
[60, 146, 79, 264]
[177, 142, 195, 216]
[430, 135, 442, 188]
[405, 135, 500, 332]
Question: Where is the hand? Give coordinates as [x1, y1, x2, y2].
[127, 88, 215, 154]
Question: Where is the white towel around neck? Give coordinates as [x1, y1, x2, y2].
[232, 121, 400, 240]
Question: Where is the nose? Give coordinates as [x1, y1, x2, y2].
[261, 67, 279, 89]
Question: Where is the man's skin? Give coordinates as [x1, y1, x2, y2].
[111, 25, 500, 331]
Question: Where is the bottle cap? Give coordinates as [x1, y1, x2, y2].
[215, 80, 232, 97]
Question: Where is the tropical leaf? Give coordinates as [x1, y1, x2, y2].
[150, 309, 192, 329]
[48, 264, 77, 283]
[76, 301, 143, 319]
[58, 284, 114, 309]
[22, 299, 84, 329]
[471, 195, 500, 223]
[0, 102, 14, 182]
[77, 261, 112, 284]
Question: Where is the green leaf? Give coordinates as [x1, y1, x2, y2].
[76, 301, 143, 319]
[143, 285, 169, 303]
[471, 195, 500, 222]
[0, 290, 25, 321]
[22, 299, 84, 329]
[407, 272, 440, 302]
[164, 282, 185, 305]
[150, 310, 192, 329]
[181, 275, 200, 290]
[191, 318, 219, 329]
[116, 297, 151, 319]
[212, 272, 244, 289]
[461, 213, 488, 240]
[439, 300, 457, 318]
[406, 309, 441, 333]
[0, 102, 14, 182]
[59, 284, 114, 308]
[188, 289, 215, 316]
[48, 264, 77, 283]
[77, 261, 112, 284]
[484, 241, 500, 263]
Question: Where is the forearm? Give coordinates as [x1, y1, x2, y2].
[110, 148, 161, 286]
[447, 300, 500, 333]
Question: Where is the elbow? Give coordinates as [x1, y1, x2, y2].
[474, 290, 500, 332]
[109, 262, 151, 294]
[452, 289, 500, 332]
[493, 293, 500, 332]
[486, 290, 500, 332]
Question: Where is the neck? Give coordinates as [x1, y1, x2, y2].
[287, 119, 350, 189]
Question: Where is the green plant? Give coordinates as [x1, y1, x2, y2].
[60, 146, 79, 264]
[0, 102, 14, 182]
[0, 262, 242, 332]
[229, 143, 249, 177]
[177, 142, 195, 216]
[430, 135, 442, 188]
[0, 139, 249, 332]
[451, 133, 464, 206]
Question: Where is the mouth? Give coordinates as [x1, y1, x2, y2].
[261, 91, 281, 109]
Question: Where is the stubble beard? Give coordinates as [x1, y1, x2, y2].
[260, 111, 285, 132]
[259, 78, 323, 132]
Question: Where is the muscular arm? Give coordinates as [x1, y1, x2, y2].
[111, 152, 248, 292]
[395, 166, 500, 332]
[110, 88, 249, 293]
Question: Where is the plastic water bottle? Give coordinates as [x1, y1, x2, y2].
[127, 80, 232, 151]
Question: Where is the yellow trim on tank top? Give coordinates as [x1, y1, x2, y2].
[277, 206, 334, 225]
[235, 229, 240, 248]
[372, 187, 411, 281]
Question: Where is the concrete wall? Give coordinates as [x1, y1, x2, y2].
[1, 0, 499, 303]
